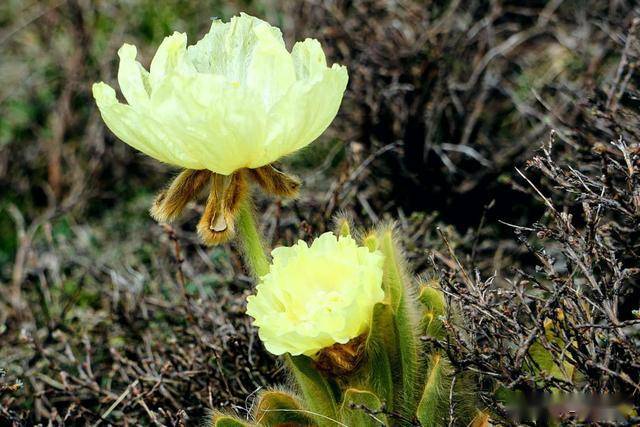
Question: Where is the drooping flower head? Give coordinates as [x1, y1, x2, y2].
[246, 232, 385, 358]
[92, 14, 348, 245]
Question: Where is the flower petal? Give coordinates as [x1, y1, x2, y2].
[94, 13, 348, 175]
[149, 73, 269, 174]
[149, 32, 194, 89]
[246, 232, 384, 357]
[245, 22, 296, 107]
[92, 82, 200, 168]
[291, 38, 328, 80]
[266, 64, 348, 158]
[117, 44, 150, 107]
[188, 13, 282, 81]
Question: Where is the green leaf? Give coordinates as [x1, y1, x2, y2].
[379, 228, 405, 310]
[209, 413, 252, 427]
[363, 233, 379, 252]
[528, 342, 574, 382]
[340, 388, 388, 426]
[418, 283, 447, 339]
[418, 282, 446, 316]
[378, 227, 420, 417]
[361, 303, 396, 408]
[335, 217, 351, 237]
[253, 389, 316, 427]
[416, 353, 451, 427]
[287, 355, 339, 427]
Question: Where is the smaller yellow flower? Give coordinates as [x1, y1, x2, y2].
[246, 232, 385, 357]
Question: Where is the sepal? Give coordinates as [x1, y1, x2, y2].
[150, 169, 211, 222]
[197, 171, 249, 245]
[249, 165, 300, 198]
[314, 334, 367, 376]
[469, 410, 491, 427]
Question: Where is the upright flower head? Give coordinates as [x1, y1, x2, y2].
[246, 232, 385, 358]
[92, 13, 348, 245]
[93, 13, 347, 174]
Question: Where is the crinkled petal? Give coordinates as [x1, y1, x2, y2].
[246, 233, 384, 357]
[117, 44, 150, 107]
[245, 23, 295, 107]
[291, 38, 328, 80]
[149, 73, 269, 174]
[149, 32, 194, 89]
[188, 13, 285, 81]
[92, 82, 200, 168]
[266, 65, 348, 157]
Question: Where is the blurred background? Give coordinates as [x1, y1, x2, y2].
[1, 0, 639, 425]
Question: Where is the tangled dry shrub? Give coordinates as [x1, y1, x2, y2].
[282, 0, 639, 230]
[0, 212, 282, 425]
[438, 134, 639, 425]
[436, 36, 640, 423]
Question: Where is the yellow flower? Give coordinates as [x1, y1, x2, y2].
[246, 232, 385, 357]
[92, 13, 348, 245]
[92, 13, 348, 175]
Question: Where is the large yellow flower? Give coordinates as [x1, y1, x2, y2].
[93, 13, 347, 174]
[92, 13, 348, 245]
[246, 232, 385, 357]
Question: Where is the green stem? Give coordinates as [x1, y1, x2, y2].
[236, 198, 269, 278]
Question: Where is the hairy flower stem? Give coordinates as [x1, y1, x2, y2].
[236, 199, 269, 278]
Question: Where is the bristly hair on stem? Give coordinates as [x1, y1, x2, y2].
[376, 223, 422, 418]
[235, 198, 270, 278]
